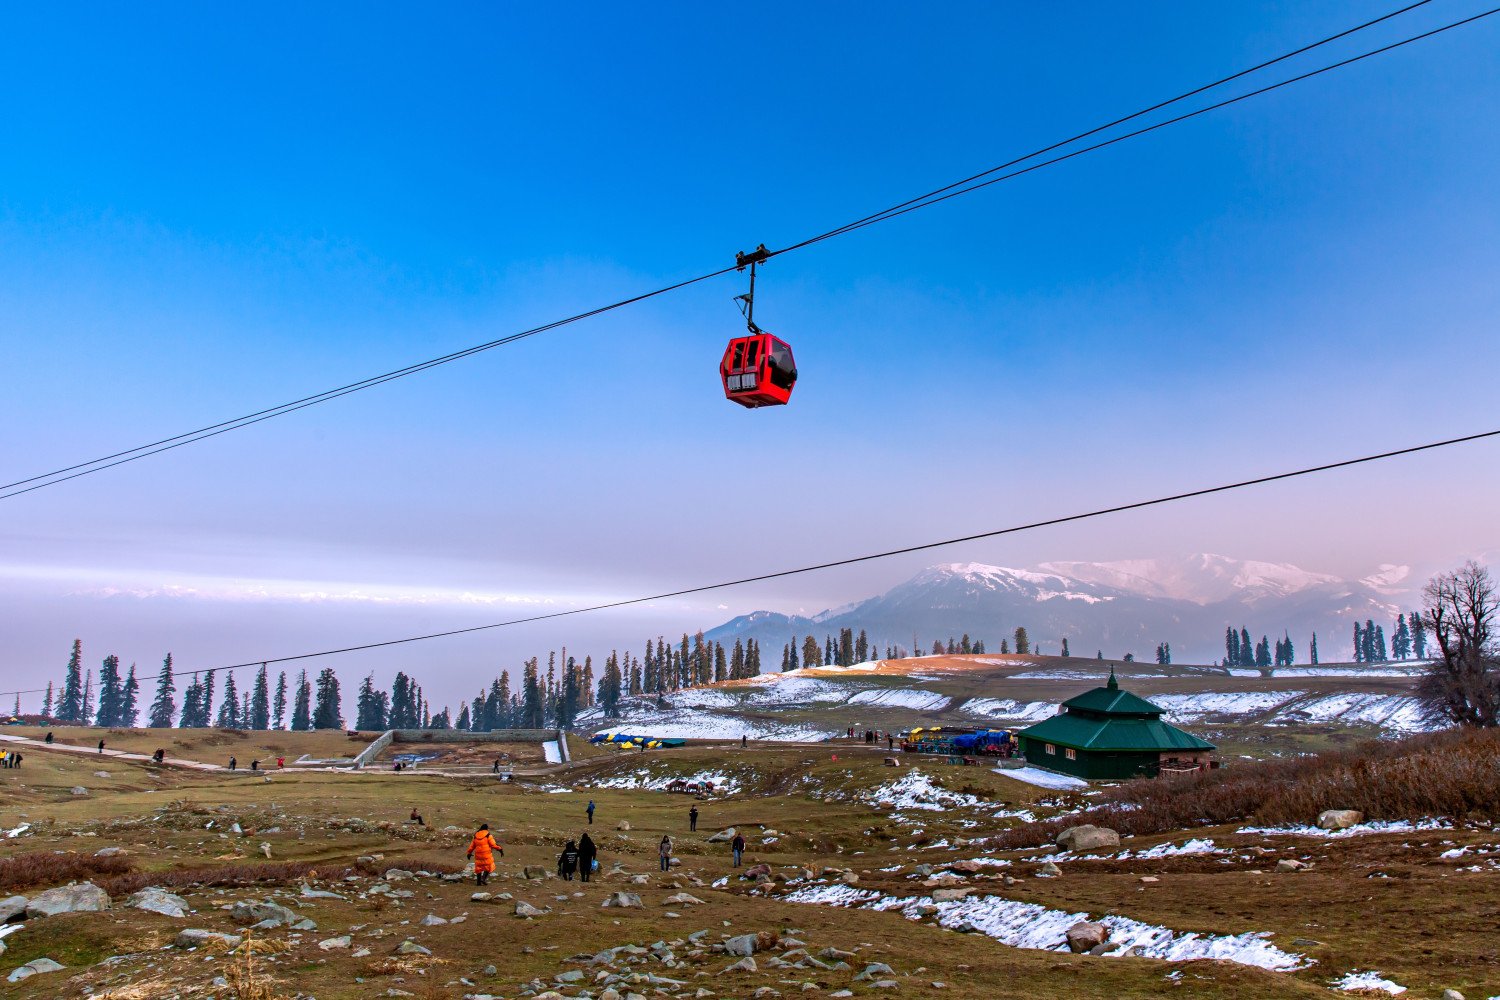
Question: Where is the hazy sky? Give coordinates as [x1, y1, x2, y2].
[2, 3, 1497, 714]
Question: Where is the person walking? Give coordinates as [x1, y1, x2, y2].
[45, 732, 54, 744]
[466, 823, 502, 886]
[689, 806, 699, 832]
[586, 800, 595, 825]
[888, 734, 895, 751]
[492, 759, 500, 774]
[557, 839, 580, 881]
[731, 831, 746, 867]
[97, 739, 106, 753]
[741, 734, 747, 748]
[658, 835, 672, 873]
[276, 756, 285, 769]
[229, 756, 237, 771]
[250, 760, 259, 772]
[578, 832, 597, 883]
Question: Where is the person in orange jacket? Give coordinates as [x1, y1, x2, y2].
[467, 823, 502, 886]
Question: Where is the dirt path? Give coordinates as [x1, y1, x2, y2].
[0, 731, 245, 774]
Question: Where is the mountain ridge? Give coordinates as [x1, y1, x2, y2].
[703, 555, 1408, 664]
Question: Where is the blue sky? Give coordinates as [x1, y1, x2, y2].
[2, 3, 1497, 711]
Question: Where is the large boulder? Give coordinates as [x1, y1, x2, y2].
[0, 896, 28, 923]
[1056, 825, 1121, 852]
[27, 882, 110, 918]
[706, 828, 736, 843]
[126, 887, 190, 918]
[1066, 921, 1109, 953]
[1317, 809, 1364, 830]
[7, 958, 65, 983]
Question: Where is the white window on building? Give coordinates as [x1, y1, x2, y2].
[1065, 748, 1077, 760]
[1045, 743, 1056, 755]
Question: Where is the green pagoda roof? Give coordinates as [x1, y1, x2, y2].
[1017, 669, 1216, 752]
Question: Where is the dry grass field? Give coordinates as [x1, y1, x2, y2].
[1, 723, 1496, 999]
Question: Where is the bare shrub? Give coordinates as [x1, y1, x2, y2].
[990, 728, 1500, 848]
[0, 851, 134, 893]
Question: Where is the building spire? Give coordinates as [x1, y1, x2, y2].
[1106, 666, 1118, 690]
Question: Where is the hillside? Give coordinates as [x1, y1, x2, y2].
[578, 653, 1434, 758]
[705, 556, 1410, 664]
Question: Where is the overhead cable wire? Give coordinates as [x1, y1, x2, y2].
[2, 425, 1495, 699]
[4, 1, 1486, 500]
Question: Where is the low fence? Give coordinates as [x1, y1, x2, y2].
[352, 728, 569, 769]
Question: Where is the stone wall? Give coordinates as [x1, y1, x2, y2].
[351, 728, 565, 769]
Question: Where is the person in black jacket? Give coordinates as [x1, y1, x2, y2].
[578, 832, 597, 882]
[557, 839, 580, 881]
[689, 806, 699, 832]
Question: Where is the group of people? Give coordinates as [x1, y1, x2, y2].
[847, 726, 895, 750]
[0, 750, 21, 768]
[464, 800, 748, 885]
[226, 756, 267, 772]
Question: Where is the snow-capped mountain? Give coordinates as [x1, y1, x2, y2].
[704, 555, 1410, 664]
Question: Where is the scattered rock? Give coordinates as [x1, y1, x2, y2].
[0, 896, 28, 922]
[1138, 876, 1159, 884]
[706, 828, 736, 843]
[1442, 990, 1465, 1000]
[663, 893, 704, 906]
[1066, 921, 1109, 953]
[1276, 859, 1309, 873]
[384, 869, 414, 881]
[1317, 809, 1364, 831]
[471, 892, 493, 902]
[523, 866, 548, 880]
[176, 929, 242, 949]
[126, 887, 190, 918]
[515, 901, 547, 918]
[419, 913, 447, 926]
[1056, 825, 1120, 852]
[616, 820, 631, 831]
[70, 786, 88, 796]
[725, 957, 757, 973]
[855, 963, 895, 981]
[931, 888, 971, 902]
[318, 935, 352, 950]
[395, 940, 431, 955]
[601, 892, 644, 909]
[27, 882, 111, 917]
[260, 842, 273, 859]
[230, 901, 300, 926]
[94, 846, 125, 857]
[1037, 862, 1061, 877]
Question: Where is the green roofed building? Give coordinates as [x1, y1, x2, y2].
[1016, 670, 1215, 780]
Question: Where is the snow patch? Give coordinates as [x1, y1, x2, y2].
[866, 771, 985, 811]
[541, 740, 562, 764]
[1151, 691, 1305, 721]
[591, 769, 742, 795]
[1239, 818, 1452, 839]
[847, 689, 952, 711]
[1332, 970, 1406, 994]
[994, 766, 1089, 790]
[961, 699, 1057, 722]
[784, 885, 1307, 971]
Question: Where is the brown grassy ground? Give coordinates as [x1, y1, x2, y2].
[0, 732, 1495, 999]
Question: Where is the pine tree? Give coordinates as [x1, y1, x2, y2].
[1255, 636, 1272, 668]
[120, 665, 140, 727]
[291, 671, 312, 731]
[179, 680, 204, 728]
[356, 675, 383, 730]
[82, 668, 94, 725]
[801, 635, 821, 668]
[312, 668, 342, 729]
[1225, 627, 1238, 667]
[1013, 627, 1030, 655]
[1000, 638, 1010, 654]
[522, 659, 545, 728]
[216, 672, 240, 728]
[456, 704, 471, 731]
[1352, 621, 1363, 662]
[43, 682, 53, 720]
[1362, 619, 1377, 664]
[57, 639, 85, 723]
[1239, 628, 1253, 666]
[1061, 637, 1070, 658]
[1096, 650, 1103, 659]
[559, 660, 581, 728]
[730, 639, 745, 681]
[824, 635, 834, 665]
[248, 665, 270, 730]
[272, 671, 288, 729]
[1410, 610, 1428, 659]
[1392, 614, 1411, 660]
[1310, 632, 1319, 664]
[788, 636, 799, 671]
[96, 655, 123, 728]
[149, 654, 176, 728]
[858, 629, 871, 662]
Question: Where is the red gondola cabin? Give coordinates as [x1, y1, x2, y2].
[720, 332, 797, 408]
